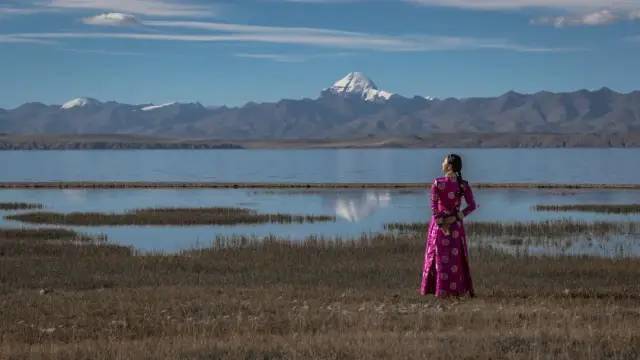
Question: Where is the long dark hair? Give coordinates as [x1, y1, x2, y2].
[446, 153, 466, 197]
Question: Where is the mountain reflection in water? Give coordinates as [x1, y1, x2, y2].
[329, 191, 392, 222]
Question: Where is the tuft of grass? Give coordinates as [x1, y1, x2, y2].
[5, 207, 336, 226]
[0, 202, 43, 210]
[534, 203, 640, 214]
[0, 227, 111, 257]
[0, 227, 80, 241]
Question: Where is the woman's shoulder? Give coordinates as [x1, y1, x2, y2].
[431, 176, 447, 187]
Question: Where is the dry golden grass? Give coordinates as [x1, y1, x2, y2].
[0, 229, 639, 359]
[386, 219, 640, 237]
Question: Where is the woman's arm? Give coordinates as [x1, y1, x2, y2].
[431, 179, 446, 222]
[460, 181, 477, 218]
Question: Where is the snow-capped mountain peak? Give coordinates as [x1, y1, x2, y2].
[328, 72, 394, 102]
[141, 102, 177, 111]
[331, 72, 378, 94]
[60, 97, 100, 110]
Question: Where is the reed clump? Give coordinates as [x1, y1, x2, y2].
[385, 219, 640, 237]
[0, 227, 112, 257]
[0, 227, 79, 240]
[5, 207, 336, 226]
[535, 203, 640, 214]
[0, 202, 43, 210]
[1, 231, 639, 359]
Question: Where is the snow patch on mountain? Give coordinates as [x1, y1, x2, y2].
[60, 97, 100, 110]
[141, 102, 177, 111]
[328, 72, 395, 102]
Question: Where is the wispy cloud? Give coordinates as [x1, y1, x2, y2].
[44, 0, 214, 17]
[234, 52, 353, 63]
[277, 0, 640, 28]
[405, 1, 634, 11]
[406, 0, 640, 28]
[287, 0, 636, 10]
[144, 20, 568, 52]
[0, 7, 41, 15]
[0, 5, 61, 15]
[532, 9, 618, 27]
[234, 53, 308, 63]
[6, 30, 566, 53]
[141, 20, 363, 36]
[82, 12, 140, 26]
[61, 47, 145, 56]
[0, 34, 55, 44]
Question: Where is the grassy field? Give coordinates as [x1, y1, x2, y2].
[5, 207, 335, 226]
[1, 227, 639, 359]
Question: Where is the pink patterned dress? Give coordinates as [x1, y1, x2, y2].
[419, 176, 477, 297]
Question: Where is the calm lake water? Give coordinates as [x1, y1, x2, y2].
[2, 148, 640, 256]
[2, 187, 640, 256]
[1, 148, 640, 183]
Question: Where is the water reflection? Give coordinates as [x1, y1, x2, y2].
[329, 191, 392, 222]
[2, 188, 640, 256]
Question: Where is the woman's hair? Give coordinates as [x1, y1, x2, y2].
[446, 153, 466, 197]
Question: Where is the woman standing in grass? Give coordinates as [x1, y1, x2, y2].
[419, 154, 477, 297]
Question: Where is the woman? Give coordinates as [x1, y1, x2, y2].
[419, 154, 477, 298]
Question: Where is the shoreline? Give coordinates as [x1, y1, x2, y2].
[1, 181, 640, 190]
[3, 133, 640, 149]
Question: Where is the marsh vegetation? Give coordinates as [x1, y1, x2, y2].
[534, 203, 640, 214]
[5, 207, 336, 226]
[385, 219, 640, 237]
[0, 202, 43, 210]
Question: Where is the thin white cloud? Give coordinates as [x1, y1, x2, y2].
[140, 20, 567, 52]
[62, 47, 145, 56]
[629, 9, 640, 19]
[405, 0, 637, 11]
[234, 52, 354, 63]
[235, 53, 307, 62]
[532, 9, 619, 27]
[0, 34, 55, 44]
[0, 7, 41, 15]
[82, 12, 140, 26]
[6, 31, 565, 53]
[0, 5, 61, 15]
[45, 0, 214, 17]
[405, 0, 640, 28]
[142, 20, 363, 37]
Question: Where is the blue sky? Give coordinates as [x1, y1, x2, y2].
[1, 0, 640, 108]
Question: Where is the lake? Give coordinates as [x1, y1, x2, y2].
[2, 148, 640, 256]
[1, 148, 639, 183]
[2, 187, 640, 256]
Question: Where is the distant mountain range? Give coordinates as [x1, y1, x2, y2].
[2, 72, 639, 139]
